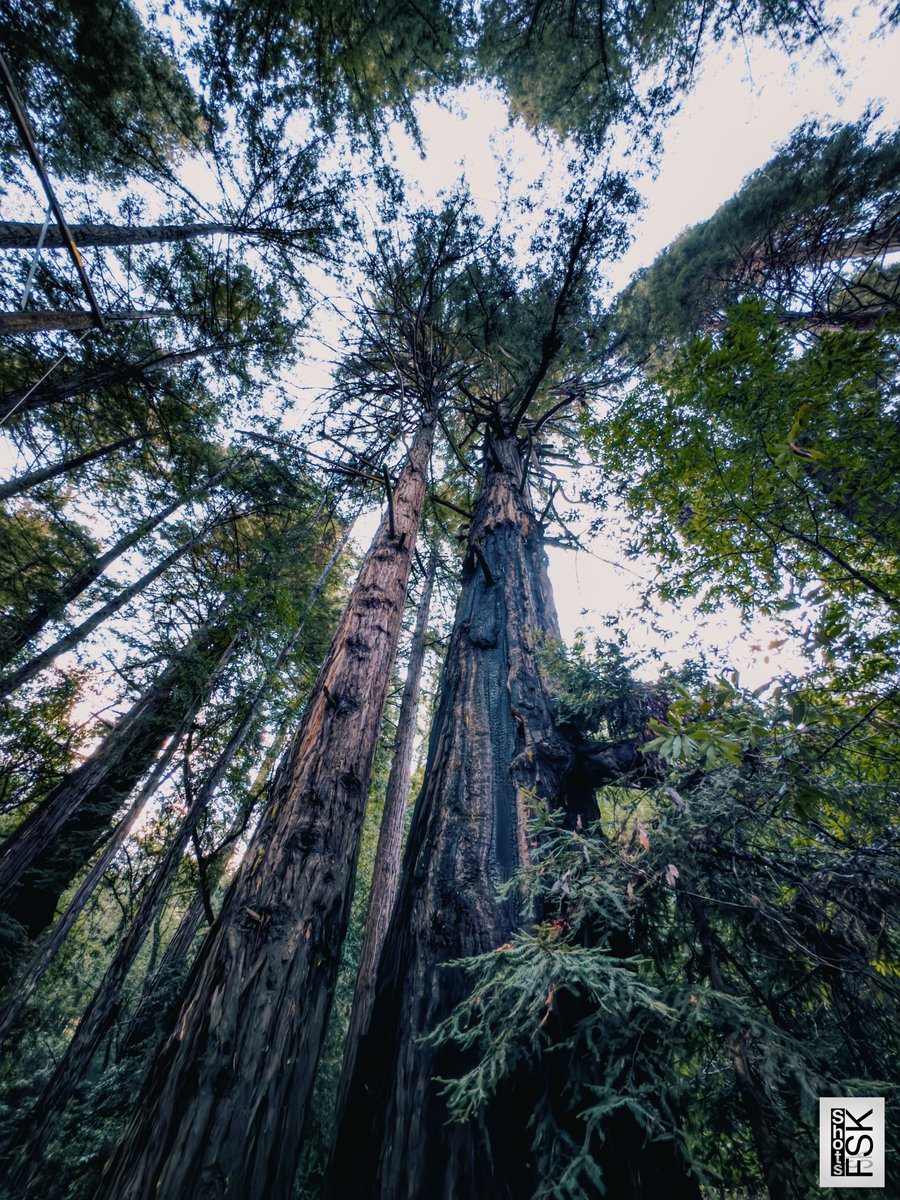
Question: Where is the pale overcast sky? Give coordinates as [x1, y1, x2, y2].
[344, 2, 900, 687]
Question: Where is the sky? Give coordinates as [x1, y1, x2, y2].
[336, 2, 899, 690]
[2, 2, 897, 706]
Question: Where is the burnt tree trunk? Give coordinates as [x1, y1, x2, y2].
[0, 346, 214, 424]
[0, 435, 140, 500]
[0, 619, 236, 961]
[328, 427, 700, 1200]
[328, 428, 578, 1200]
[336, 547, 437, 1119]
[0, 458, 236, 669]
[94, 417, 434, 1200]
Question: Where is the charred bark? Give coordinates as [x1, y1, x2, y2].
[328, 429, 578, 1200]
[94, 418, 434, 1200]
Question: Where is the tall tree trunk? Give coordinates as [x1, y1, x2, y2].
[0, 723, 189, 1046]
[328, 428, 699, 1200]
[0, 346, 213, 424]
[336, 548, 437, 1122]
[0, 310, 167, 335]
[0, 221, 245, 250]
[94, 417, 434, 1200]
[119, 722, 294, 1062]
[0, 457, 237, 669]
[0, 522, 216, 697]
[11, 681, 276, 1173]
[118, 519, 352, 1061]
[0, 435, 140, 500]
[327, 428, 576, 1200]
[0, 618, 236, 960]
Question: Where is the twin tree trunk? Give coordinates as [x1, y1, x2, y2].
[95, 416, 435, 1200]
[329, 428, 579, 1200]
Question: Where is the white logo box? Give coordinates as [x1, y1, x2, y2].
[819, 1097, 885, 1189]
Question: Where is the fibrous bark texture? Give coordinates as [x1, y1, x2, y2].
[328, 430, 576, 1200]
[336, 548, 437, 1120]
[95, 418, 434, 1200]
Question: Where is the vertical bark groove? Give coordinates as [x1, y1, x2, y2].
[328, 431, 574, 1200]
[95, 418, 434, 1200]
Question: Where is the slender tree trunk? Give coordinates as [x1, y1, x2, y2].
[336, 548, 437, 1122]
[119, 723, 294, 1062]
[94, 416, 434, 1200]
[0, 435, 140, 501]
[0, 457, 237, 669]
[327, 428, 576, 1200]
[702, 305, 897, 335]
[12, 684, 275, 1173]
[689, 895, 788, 1200]
[0, 618, 237, 958]
[0, 310, 167, 335]
[0, 723, 188, 1046]
[0, 346, 213, 424]
[746, 226, 900, 273]
[0, 523, 214, 697]
[118, 521, 352, 1061]
[0, 221, 245, 250]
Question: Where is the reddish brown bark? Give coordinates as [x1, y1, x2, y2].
[95, 417, 434, 1200]
[336, 548, 437, 1121]
[328, 428, 577, 1200]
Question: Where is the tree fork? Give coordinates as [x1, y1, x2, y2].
[95, 416, 435, 1200]
[327, 429, 578, 1200]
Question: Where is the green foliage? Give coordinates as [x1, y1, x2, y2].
[590, 299, 899, 678]
[539, 634, 647, 740]
[477, 0, 831, 149]
[614, 115, 900, 359]
[0, 0, 204, 182]
[192, 0, 471, 143]
[430, 665, 900, 1198]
